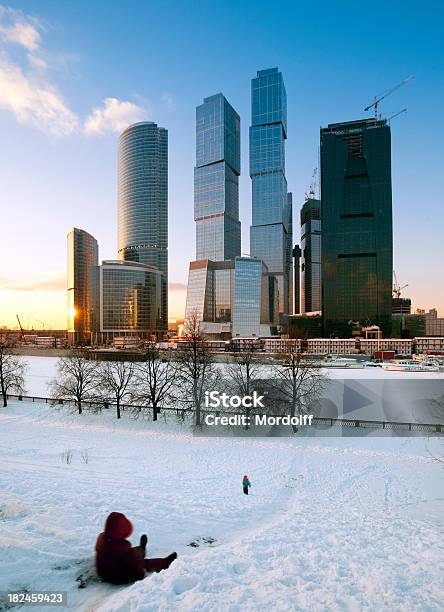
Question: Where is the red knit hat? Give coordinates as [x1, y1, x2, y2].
[104, 512, 133, 540]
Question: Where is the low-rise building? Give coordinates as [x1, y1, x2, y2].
[414, 337, 444, 355]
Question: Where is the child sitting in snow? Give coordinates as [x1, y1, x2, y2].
[95, 512, 177, 585]
[242, 474, 251, 495]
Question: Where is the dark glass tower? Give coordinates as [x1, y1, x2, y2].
[250, 68, 292, 318]
[118, 122, 168, 331]
[300, 198, 321, 313]
[195, 94, 241, 261]
[320, 118, 393, 337]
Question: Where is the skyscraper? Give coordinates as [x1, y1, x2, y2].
[185, 92, 274, 338]
[320, 118, 393, 337]
[250, 68, 292, 319]
[194, 94, 241, 261]
[118, 122, 168, 331]
[300, 198, 321, 313]
[67, 227, 98, 345]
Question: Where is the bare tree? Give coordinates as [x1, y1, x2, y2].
[176, 310, 219, 427]
[272, 351, 327, 433]
[49, 350, 98, 414]
[97, 360, 135, 419]
[227, 349, 263, 430]
[0, 337, 28, 407]
[134, 342, 177, 421]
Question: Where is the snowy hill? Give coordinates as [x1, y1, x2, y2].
[0, 402, 443, 611]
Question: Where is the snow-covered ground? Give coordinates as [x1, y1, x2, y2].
[0, 400, 443, 611]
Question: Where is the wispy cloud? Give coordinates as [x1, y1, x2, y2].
[0, 7, 41, 50]
[0, 5, 77, 136]
[84, 97, 148, 135]
[0, 56, 79, 136]
[0, 273, 65, 292]
[0, 5, 146, 137]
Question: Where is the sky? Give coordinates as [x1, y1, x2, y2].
[0, 0, 443, 330]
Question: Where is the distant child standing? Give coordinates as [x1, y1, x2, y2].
[242, 474, 251, 495]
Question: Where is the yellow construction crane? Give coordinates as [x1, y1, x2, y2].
[364, 76, 414, 118]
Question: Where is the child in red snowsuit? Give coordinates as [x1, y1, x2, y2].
[95, 512, 177, 585]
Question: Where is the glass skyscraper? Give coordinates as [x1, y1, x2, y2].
[194, 94, 241, 261]
[67, 227, 98, 345]
[250, 68, 292, 318]
[300, 198, 322, 313]
[320, 118, 393, 337]
[118, 122, 168, 331]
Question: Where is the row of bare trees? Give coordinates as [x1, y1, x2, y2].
[47, 311, 327, 428]
[1, 313, 328, 431]
[49, 343, 176, 420]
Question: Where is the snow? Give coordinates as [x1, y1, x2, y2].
[0, 399, 443, 611]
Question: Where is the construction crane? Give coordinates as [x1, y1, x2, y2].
[16, 314, 26, 343]
[305, 168, 318, 200]
[388, 108, 407, 123]
[364, 76, 414, 118]
[393, 271, 409, 299]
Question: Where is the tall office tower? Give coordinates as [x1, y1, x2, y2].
[292, 245, 301, 314]
[118, 122, 168, 331]
[194, 94, 241, 261]
[67, 227, 98, 345]
[250, 68, 292, 319]
[300, 198, 321, 313]
[320, 118, 393, 337]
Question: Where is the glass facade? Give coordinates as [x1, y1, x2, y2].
[194, 94, 241, 261]
[90, 261, 161, 333]
[300, 198, 322, 313]
[67, 228, 98, 344]
[320, 119, 393, 337]
[250, 68, 292, 318]
[232, 257, 269, 337]
[185, 260, 235, 324]
[118, 122, 168, 331]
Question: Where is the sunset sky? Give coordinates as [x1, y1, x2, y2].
[0, 0, 443, 330]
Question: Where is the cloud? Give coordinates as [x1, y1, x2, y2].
[0, 6, 41, 50]
[0, 6, 146, 138]
[0, 56, 79, 136]
[169, 282, 187, 292]
[0, 5, 78, 136]
[84, 97, 148, 135]
[161, 92, 174, 112]
[0, 274, 65, 292]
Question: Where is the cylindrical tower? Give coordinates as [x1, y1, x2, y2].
[118, 122, 168, 331]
